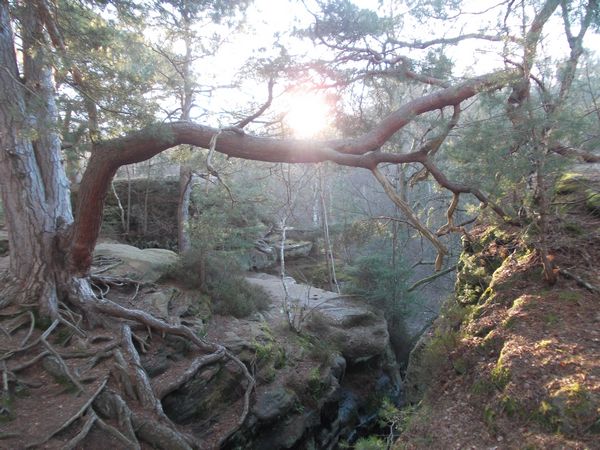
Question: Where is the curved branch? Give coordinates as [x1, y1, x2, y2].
[423, 160, 517, 224]
[69, 70, 516, 274]
[235, 78, 275, 129]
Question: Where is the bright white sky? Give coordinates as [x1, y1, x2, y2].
[147, 0, 600, 137]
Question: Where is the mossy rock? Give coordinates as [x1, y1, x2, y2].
[544, 383, 599, 435]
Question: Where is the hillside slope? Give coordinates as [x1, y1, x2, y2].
[399, 172, 600, 449]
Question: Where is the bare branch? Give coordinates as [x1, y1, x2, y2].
[389, 32, 517, 49]
[371, 167, 448, 270]
[235, 78, 275, 129]
[407, 265, 457, 292]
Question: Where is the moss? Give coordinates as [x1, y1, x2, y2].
[307, 367, 326, 399]
[490, 357, 511, 390]
[452, 357, 469, 375]
[483, 405, 497, 431]
[354, 436, 387, 450]
[532, 383, 598, 435]
[544, 313, 559, 326]
[500, 395, 522, 417]
[501, 315, 517, 329]
[534, 400, 561, 431]
[535, 339, 553, 349]
[555, 173, 584, 194]
[471, 379, 495, 396]
[0, 395, 14, 423]
[557, 291, 581, 302]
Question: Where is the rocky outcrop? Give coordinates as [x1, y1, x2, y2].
[159, 272, 401, 449]
[90, 243, 402, 449]
[93, 242, 178, 282]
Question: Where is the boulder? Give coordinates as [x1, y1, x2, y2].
[93, 242, 177, 282]
[248, 247, 277, 270]
[252, 386, 298, 424]
[139, 288, 177, 319]
[245, 273, 390, 364]
[274, 240, 313, 259]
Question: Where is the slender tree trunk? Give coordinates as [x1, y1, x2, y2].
[178, 164, 193, 252]
[318, 166, 339, 293]
[176, 11, 195, 253]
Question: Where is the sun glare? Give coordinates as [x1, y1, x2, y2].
[285, 93, 331, 138]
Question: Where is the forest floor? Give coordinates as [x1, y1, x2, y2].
[397, 171, 600, 449]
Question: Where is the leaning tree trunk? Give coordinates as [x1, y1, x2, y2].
[0, 2, 79, 316]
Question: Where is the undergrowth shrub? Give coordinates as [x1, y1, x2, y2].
[163, 251, 270, 318]
[345, 254, 413, 363]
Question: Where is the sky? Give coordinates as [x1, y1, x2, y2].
[144, 0, 600, 137]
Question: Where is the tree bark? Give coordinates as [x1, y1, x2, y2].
[0, 1, 75, 315]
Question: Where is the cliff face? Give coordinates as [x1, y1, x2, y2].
[399, 172, 600, 449]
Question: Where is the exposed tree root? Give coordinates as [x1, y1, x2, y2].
[0, 275, 256, 449]
[26, 377, 108, 448]
[155, 348, 226, 399]
[90, 297, 255, 440]
[62, 409, 97, 450]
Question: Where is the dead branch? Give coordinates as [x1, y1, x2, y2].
[407, 265, 458, 292]
[559, 269, 600, 294]
[437, 193, 466, 236]
[372, 166, 448, 270]
[235, 78, 275, 129]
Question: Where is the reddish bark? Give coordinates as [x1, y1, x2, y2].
[68, 70, 517, 274]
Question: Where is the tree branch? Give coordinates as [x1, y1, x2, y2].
[69, 70, 517, 274]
